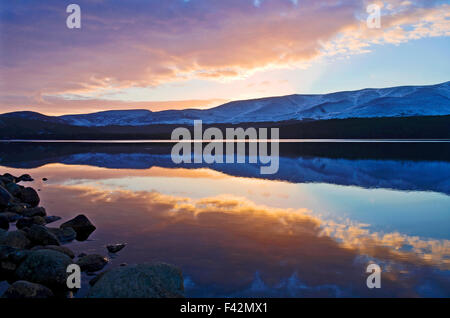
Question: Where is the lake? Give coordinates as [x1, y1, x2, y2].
[0, 141, 449, 297]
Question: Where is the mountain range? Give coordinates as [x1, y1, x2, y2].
[1, 81, 449, 127]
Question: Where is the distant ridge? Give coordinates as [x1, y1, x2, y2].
[1, 81, 449, 127]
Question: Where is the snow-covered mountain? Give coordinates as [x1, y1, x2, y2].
[3, 81, 450, 127]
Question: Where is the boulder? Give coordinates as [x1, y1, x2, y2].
[0, 186, 13, 208]
[31, 245, 75, 259]
[0, 173, 16, 184]
[77, 254, 108, 272]
[2, 280, 53, 298]
[15, 249, 72, 290]
[47, 227, 76, 243]
[16, 216, 46, 230]
[60, 214, 96, 241]
[21, 206, 46, 217]
[27, 225, 60, 246]
[18, 187, 40, 208]
[8, 203, 27, 214]
[0, 212, 22, 222]
[0, 215, 9, 230]
[0, 230, 31, 249]
[107, 243, 126, 253]
[87, 263, 184, 298]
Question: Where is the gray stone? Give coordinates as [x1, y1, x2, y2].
[60, 214, 96, 241]
[2, 280, 53, 298]
[87, 263, 184, 298]
[15, 249, 72, 290]
[77, 254, 109, 272]
[27, 225, 60, 246]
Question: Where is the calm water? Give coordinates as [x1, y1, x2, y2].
[0, 142, 449, 297]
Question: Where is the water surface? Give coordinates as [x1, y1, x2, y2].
[0, 142, 449, 297]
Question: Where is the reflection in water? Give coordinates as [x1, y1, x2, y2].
[1, 162, 449, 297]
[0, 142, 449, 297]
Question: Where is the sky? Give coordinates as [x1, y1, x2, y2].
[0, 0, 449, 115]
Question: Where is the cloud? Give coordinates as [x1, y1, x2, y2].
[0, 0, 448, 113]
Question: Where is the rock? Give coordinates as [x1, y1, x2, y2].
[15, 249, 72, 290]
[8, 203, 27, 214]
[89, 270, 110, 286]
[47, 227, 76, 243]
[16, 174, 34, 183]
[27, 225, 60, 246]
[44, 216, 61, 224]
[31, 245, 75, 259]
[107, 243, 126, 254]
[2, 280, 53, 298]
[5, 182, 22, 197]
[18, 187, 40, 208]
[0, 212, 21, 222]
[87, 263, 184, 298]
[42, 178, 48, 182]
[0, 186, 13, 208]
[60, 214, 96, 241]
[21, 206, 46, 217]
[0, 260, 17, 275]
[77, 254, 109, 272]
[0, 215, 9, 230]
[16, 216, 46, 230]
[1, 173, 16, 184]
[0, 230, 31, 249]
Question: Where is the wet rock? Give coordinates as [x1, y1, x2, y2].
[5, 182, 22, 197]
[31, 245, 75, 259]
[15, 249, 72, 290]
[18, 187, 40, 208]
[77, 254, 109, 272]
[42, 178, 48, 182]
[0, 173, 16, 184]
[87, 263, 184, 298]
[0, 212, 22, 222]
[0, 230, 31, 249]
[1, 280, 54, 298]
[60, 214, 96, 241]
[0, 186, 13, 208]
[44, 216, 61, 224]
[107, 243, 126, 253]
[21, 206, 46, 217]
[16, 174, 34, 183]
[0, 215, 9, 230]
[27, 225, 60, 246]
[47, 227, 76, 243]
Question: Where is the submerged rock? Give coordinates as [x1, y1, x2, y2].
[15, 249, 72, 290]
[27, 225, 60, 246]
[77, 254, 109, 272]
[16, 174, 34, 183]
[107, 243, 126, 254]
[87, 263, 184, 298]
[19, 187, 40, 208]
[2, 280, 54, 298]
[60, 214, 96, 241]
[47, 227, 76, 243]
